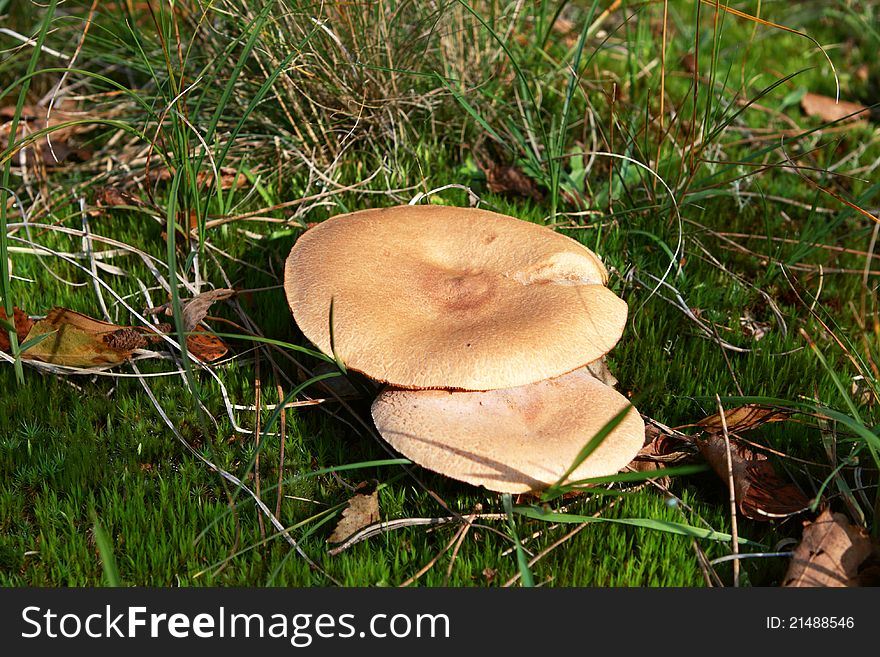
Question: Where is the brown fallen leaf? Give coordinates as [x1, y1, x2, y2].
[186, 327, 228, 362]
[783, 508, 872, 587]
[328, 482, 380, 545]
[800, 92, 870, 123]
[629, 423, 695, 487]
[142, 319, 228, 362]
[697, 434, 812, 521]
[20, 308, 145, 368]
[0, 306, 34, 352]
[94, 186, 149, 209]
[693, 404, 789, 434]
[0, 104, 94, 166]
[473, 150, 543, 201]
[196, 167, 248, 191]
[148, 288, 236, 332]
[147, 166, 248, 192]
[637, 424, 694, 463]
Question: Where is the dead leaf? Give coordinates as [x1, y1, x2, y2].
[20, 308, 144, 367]
[148, 288, 235, 332]
[94, 187, 148, 209]
[851, 375, 874, 407]
[681, 52, 697, 74]
[800, 92, 869, 123]
[585, 357, 618, 387]
[695, 404, 789, 434]
[629, 424, 695, 487]
[697, 434, 812, 521]
[186, 327, 228, 362]
[196, 167, 248, 191]
[0, 306, 34, 352]
[739, 311, 771, 341]
[473, 151, 543, 201]
[637, 424, 694, 464]
[0, 104, 94, 166]
[783, 508, 872, 587]
[328, 482, 380, 545]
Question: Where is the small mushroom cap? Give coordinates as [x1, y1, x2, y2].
[370, 366, 646, 493]
[284, 205, 627, 390]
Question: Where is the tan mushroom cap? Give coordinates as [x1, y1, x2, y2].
[284, 204, 627, 390]
[370, 366, 646, 493]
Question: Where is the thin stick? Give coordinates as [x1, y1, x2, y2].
[275, 381, 287, 520]
[655, 0, 669, 190]
[329, 513, 510, 557]
[328, 517, 456, 556]
[400, 523, 468, 588]
[716, 395, 740, 587]
[254, 355, 266, 540]
[443, 520, 473, 586]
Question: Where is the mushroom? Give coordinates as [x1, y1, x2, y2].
[284, 204, 627, 391]
[370, 366, 645, 494]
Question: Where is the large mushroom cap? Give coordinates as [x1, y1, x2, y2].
[370, 367, 646, 493]
[284, 204, 627, 390]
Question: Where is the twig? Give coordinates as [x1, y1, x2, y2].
[443, 519, 473, 585]
[716, 395, 739, 587]
[275, 381, 287, 520]
[328, 514, 510, 557]
[399, 523, 467, 588]
[328, 517, 456, 556]
[254, 355, 266, 540]
[0, 28, 70, 59]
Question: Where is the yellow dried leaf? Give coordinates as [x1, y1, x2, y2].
[20, 308, 143, 368]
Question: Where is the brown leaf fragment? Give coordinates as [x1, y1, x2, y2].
[20, 308, 138, 368]
[0, 306, 34, 352]
[783, 508, 872, 587]
[474, 151, 543, 201]
[637, 424, 694, 464]
[585, 357, 618, 387]
[0, 104, 94, 166]
[698, 434, 811, 521]
[95, 187, 148, 209]
[196, 167, 248, 191]
[695, 404, 789, 434]
[328, 482, 380, 546]
[103, 328, 148, 351]
[630, 424, 694, 487]
[800, 92, 869, 123]
[186, 327, 228, 362]
[739, 311, 771, 341]
[148, 288, 235, 332]
[855, 545, 880, 586]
